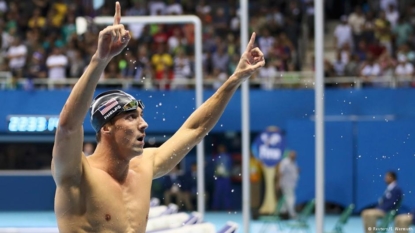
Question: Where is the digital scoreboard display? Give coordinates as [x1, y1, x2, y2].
[7, 115, 59, 133]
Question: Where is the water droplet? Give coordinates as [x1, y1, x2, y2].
[220, 124, 223, 127]
[143, 77, 146, 80]
[231, 189, 234, 193]
[163, 94, 165, 96]
[163, 135, 166, 138]
[127, 48, 129, 50]
[398, 168, 400, 171]
[135, 67, 137, 69]
[149, 95, 152, 98]
[214, 176, 217, 180]
[211, 144, 214, 146]
[385, 119, 388, 122]
[365, 96, 367, 99]
[239, 173, 241, 176]
[159, 102, 162, 106]
[349, 102, 351, 104]
[163, 118, 165, 121]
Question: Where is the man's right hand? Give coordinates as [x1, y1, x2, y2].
[96, 2, 131, 61]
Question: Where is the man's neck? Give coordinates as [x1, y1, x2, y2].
[89, 143, 131, 183]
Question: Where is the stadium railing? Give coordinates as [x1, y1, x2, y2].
[0, 71, 413, 90]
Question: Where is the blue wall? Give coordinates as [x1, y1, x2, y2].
[2, 88, 415, 134]
[0, 175, 55, 211]
[287, 120, 415, 214]
[0, 89, 415, 212]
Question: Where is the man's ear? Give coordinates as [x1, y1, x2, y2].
[101, 123, 112, 134]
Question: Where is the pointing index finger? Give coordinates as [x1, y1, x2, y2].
[245, 32, 256, 53]
[113, 1, 121, 25]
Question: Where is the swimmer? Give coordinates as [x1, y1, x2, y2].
[52, 2, 265, 232]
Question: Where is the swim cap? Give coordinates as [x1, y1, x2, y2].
[90, 90, 144, 132]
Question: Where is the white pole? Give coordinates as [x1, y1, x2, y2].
[193, 17, 206, 220]
[240, 0, 251, 232]
[92, 16, 205, 217]
[314, 0, 325, 232]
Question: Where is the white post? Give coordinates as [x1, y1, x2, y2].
[240, 0, 251, 232]
[314, 0, 325, 233]
[91, 16, 205, 217]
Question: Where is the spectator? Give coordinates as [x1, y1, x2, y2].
[46, 47, 68, 82]
[0, 0, 305, 91]
[7, 36, 27, 79]
[120, 50, 138, 80]
[258, 29, 274, 59]
[334, 15, 353, 50]
[361, 171, 403, 233]
[380, 0, 398, 12]
[126, 0, 147, 16]
[375, 11, 393, 54]
[103, 61, 121, 80]
[250, 153, 263, 219]
[68, 50, 85, 78]
[344, 54, 360, 77]
[212, 45, 229, 73]
[378, 51, 396, 77]
[362, 11, 376, 43]
[163, 165, 192, 211]
[278, 150, 299, 219]
[333, 52, 346, 77]
[168, 27, 186, 54]
[360, 53, 382, 87]
[26, 51, 47, 80]
[149, 0, 166, 16]
[212, 7, 228, 37]
[212, 144, 233, 211]
[396, 43, 415, 64]
[151, 44, 173, 87]
[257, 59, 278, 90]
[171, 49, 191, 90]
[393, 17, 413, 48]
[180, 163, 198, 211]
[165, 0, 183, 15]
[348, 6, 366, 47]
[385, 4, 400, 29]
[394, 208, 415, 233]
[28, 8, 46, 29]
[395, 54, 414, 86]
[355, 40, 368, 61]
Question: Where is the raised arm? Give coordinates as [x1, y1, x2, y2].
[52, 2, 131, 185]
[151, 33, 265, 178]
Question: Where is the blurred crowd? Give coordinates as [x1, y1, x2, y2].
[0, 0, 304, 90]
[328, 0, 415, 88]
